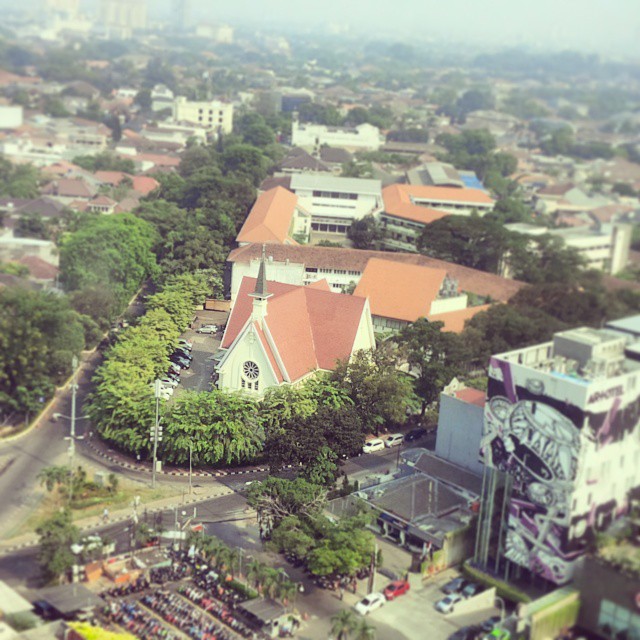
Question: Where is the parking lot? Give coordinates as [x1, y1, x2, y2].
[169, 310, 229, 397]
[349, 569, 502, 640]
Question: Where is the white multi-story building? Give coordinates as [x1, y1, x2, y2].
[475, 324, 640, 585]
[505, 222, 632, 275]
[172, 97, 233, 135]
[100, 0, 147, 38]
[289, 174, 382, 241]
[291, 119, 383, 151]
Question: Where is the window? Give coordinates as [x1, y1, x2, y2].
[598, 600, 640, 639]
[243, 361, 260, 380]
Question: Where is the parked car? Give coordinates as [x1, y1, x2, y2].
[384, 433, 404, 448]
[441, 577, 468, 594]
[449, 626, 482, 640]
[173, 348, 192, 360]
[170, 355, 191, 369]
[405, 427, 427, 442]
[482, 630, 510, 640]
[168, 362, 181, 374]
[166, 369, 180, 380]
[177, 339, 193, 350]
[159, 377, 178, 388]
[462, 582, 483, 598]
[362, 439, 385, 454]
[151, 385, 173, 400]
[197, 324, 218, 334]
[480, 616, 501, 633]
[354, 592, 385, 616]
[383, 580, 410, 601]
[435, 593, 463, 614]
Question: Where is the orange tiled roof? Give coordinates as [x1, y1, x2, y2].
[428, 304, 491, 333]
[222, 277, 367, 382]
[382, 184, 493, 225]
[236, 187, 300, 245]
[95, 170, 129, 186]
[132, 176, 160, 196]
[354, 258, 447, 323]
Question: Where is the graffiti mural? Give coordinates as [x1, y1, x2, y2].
[481, 356, 640, 584]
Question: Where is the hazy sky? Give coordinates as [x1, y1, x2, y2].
[189, 0, 640, 56]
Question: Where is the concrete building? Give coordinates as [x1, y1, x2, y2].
[406, 162, 483, 190]
[475, 325, 640, 585]
[100, 0, 147, 38]
[151, 85, 175, 113]
[226, 243, 526, 304]
[381, 184, 494, 252]
[216, 250, 375, 395]
[436, 387, 486, 475]
[172, 97, 233, 135]
[0, 105, 23, 129]
[289, 174, 382, 242]
[291, 119, 383, 151]
[505, 222, 632, 275]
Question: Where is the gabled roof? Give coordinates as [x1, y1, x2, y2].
[354, 258, 448, 323]
[382, 184, 494, 225]
[236, 187, 301, 245]
[429, 304, 491, 333]
[42, 178, 96, 199]
[222, 277, 367, 382]
[16, 255, 59, 281]
[131, 175, 160, 196]
[94, 170, 129, 185]
[227, 244, 525, 303]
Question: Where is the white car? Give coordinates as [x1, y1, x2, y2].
[435, 593, 463, 614]
[354, 592, 385, 616]
[151, 384, 173, 399]
[385, 433, 404, 448]
[362, 439, 385, 454]
[197, 324, 218, 334]
[159, 377, 179, 388]
[177, 339, 193, 350]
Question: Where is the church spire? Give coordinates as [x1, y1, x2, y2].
[253, 244, 269, 298]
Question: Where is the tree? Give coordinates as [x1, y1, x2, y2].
[0, 155, 39, 198]
[59, 213, 158, 304]
[72, 152, 135, 174]
[14, 213, 48, 239]
[348, 215, 386, 250]
[220, 144, 269, 186]
[416, 214, 511, 273]
[0, 288, 84, 416]
[37, 465, 70, 492]
[161, 390, 263, 466]
[330, 346, 417, 434]
[353, 619, 377, 640]
[36, 509, 80, 583]
[397, 319, 467, 414]
[134, 88, 152, 110]
[246, 477, 327, 536]
[331, 610, 359, 640]
[243, 123, 276, 148]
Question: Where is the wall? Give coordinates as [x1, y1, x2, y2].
[291, 121, 382, 150]
[482, 354, 640, 584]
[230, 260, 305, 303]
[0, 105, 23, 129]
[436, 394, 485, 475]
[430, 294, 468, 316]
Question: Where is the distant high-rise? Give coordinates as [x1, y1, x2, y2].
[100, 0, 147, 39]
[171, 0, 190, 33]
[44, 0, 79, 19]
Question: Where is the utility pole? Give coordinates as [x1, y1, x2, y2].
[367, 541, 378, 594]
[151, 380, 162, 488]
[67, 356, 81, 504]
[189, 441, 193, 495]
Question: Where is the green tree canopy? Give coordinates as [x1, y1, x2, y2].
[36, 509, 80, 583]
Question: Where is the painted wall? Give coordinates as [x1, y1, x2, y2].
[436, 394, 485, 475]
[482, 355, 640, 584]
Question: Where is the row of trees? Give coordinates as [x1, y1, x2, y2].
[87, 272, 210, 453]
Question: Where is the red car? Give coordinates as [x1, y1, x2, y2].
[383, 579, 410, 600]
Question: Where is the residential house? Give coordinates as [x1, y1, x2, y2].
[277, 148, 331, 175]
[216, 250, 375, 395]
[87, 195, 117, 214]
[41, 178, 97, 204]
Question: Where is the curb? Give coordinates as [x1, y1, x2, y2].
[84, 439, 276, 478]
[0, 490, 239, 556]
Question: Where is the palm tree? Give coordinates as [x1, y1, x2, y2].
[261, 567, 282, 599]
[353, 619, 376, 640]
[277, 580, 298, 610]
[330, 610, 358, 640]
[246, 558, 264, 589]
[226, 547, 241, 578]
[37, 465, 68, 492]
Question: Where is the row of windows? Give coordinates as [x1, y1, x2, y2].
[240, 379, 259, 391]
[311, 223, 349, 234]
[305, 268, 361, 276]
[598, 599, 640, 639]
[198, 109, 225, 116]
[312, 191, 358, 200]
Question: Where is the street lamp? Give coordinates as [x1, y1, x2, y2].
[495, 596, 506, 621]
[150, 380, 163, 489]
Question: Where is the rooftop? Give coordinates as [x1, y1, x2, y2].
[227, 244, 525, 303]
[290, 173, 382, 195]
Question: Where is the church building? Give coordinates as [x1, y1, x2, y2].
[215, 248, 375, 394]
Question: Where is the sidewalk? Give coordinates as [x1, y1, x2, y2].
[0, 486, 243, 555]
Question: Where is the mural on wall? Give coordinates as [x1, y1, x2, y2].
[481, 356, 640, 584]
